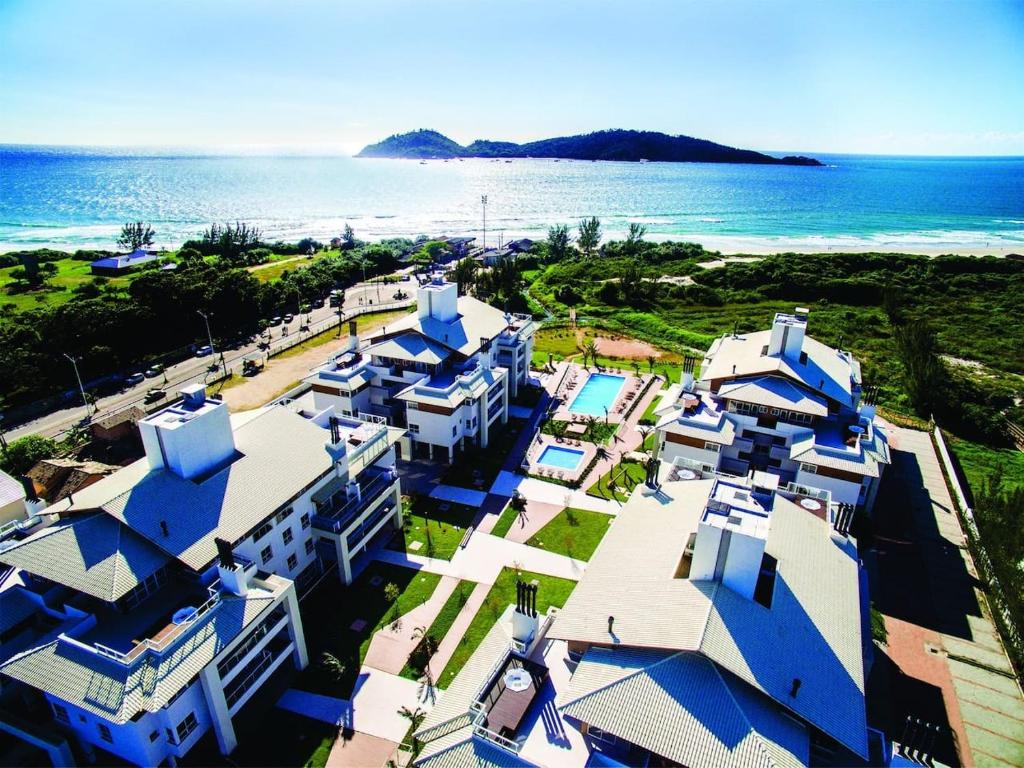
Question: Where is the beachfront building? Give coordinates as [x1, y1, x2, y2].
[654, 308, 889, 512]
[89, 248, 162, 276]
[550, 469, 875, 767]
[304, 276, 536, 462]
[0, 384, 402, 765]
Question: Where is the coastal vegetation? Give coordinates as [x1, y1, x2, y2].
[357, 128, 822, 165]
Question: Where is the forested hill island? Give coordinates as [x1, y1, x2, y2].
[356, 128, 822, 166]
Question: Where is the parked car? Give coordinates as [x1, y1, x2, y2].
[125, 372, 145, 386]
[310, 297, 325, 309]
[269, 316, 282, 326]
[195, 345, 214, 357]
[144, 364, 163, 378]
[283, 313, 294, 323]
[144, 388, 165, 404]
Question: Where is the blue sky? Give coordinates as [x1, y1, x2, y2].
[2, 0, 1022, 155]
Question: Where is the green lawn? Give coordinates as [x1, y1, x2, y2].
[294, 561, 441, 698]
[436, 568, 577, 688]
[587, 459, 647, 503]
[525, 507, 613, 561]
[399, 579, 477, 680]
[948, 434, 1024, 496]
[0, 256, 135, 312]
[389, 496, 478, 560]
[638, 384, 668, 425]
[490, 501, 523, 539]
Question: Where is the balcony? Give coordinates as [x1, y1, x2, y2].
[312, 468, 398, 535]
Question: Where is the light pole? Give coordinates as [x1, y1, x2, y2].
[481, 195, 488, 251]
[197, 310, 227, 378]
[63, 353, 90, 420]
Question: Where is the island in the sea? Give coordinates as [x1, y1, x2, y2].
[356, 128, 822, 166]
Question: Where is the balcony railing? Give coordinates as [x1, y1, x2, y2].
[348, 427, 391, 476]
[92, 581, 222, 666]
[312, 470, 397, 534]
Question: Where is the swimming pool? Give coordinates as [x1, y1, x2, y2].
[568, 373, 626, 416]
[537, 446, 585, 470]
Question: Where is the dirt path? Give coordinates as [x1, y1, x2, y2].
[218, 309, 412, 411]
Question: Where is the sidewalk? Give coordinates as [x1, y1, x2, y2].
[426, 581, 491, 681]
[490, 472, 621, 515]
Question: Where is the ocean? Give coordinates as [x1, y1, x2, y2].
[1, 145, 1022, 254]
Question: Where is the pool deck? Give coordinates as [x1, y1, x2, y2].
[527, 434, 599, 485]
[550, 368, 648, 424]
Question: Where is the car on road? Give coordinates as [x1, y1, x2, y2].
[269, 316, 282, 326]
[283, 313, 294, 323]
[310, 297, 325, 308]
[144, 364, 163, 378]
[144, 389, 165, 404]
[195, 345, 214, 357]
[125, 372, 145, 386]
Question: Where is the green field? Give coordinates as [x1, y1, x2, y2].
[389, 496, 478, 560]
[587, 458, 647, 503]
[0, 256, 135, 312]
[949, 435, 1024, 496]
[490, 502, 523, 538]
[525, 507, 614, 561]
[436, 568, 577, 688]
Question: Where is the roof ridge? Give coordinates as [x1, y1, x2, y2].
[710, 661, 783, 768]
[108, 518, 124, 601]
[0, 638, 59, 670]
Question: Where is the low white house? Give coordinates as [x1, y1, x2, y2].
[654, 308, 890, 512]
[305, 276, 536, 463]
[0, 384, 403, 765]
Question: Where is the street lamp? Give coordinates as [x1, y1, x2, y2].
[197, 310, 227, 378]
[63, 353, 91, 420]
[481, 195, 488, 251]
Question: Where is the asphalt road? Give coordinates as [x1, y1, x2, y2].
[5, 279, 414, 441]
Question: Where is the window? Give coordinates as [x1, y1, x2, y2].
[770, 408, 780, 416]
[98, 723, 113, 743]
[800, 463, 818, 475]
[452, 425, 457, 437]
[275, 507, 293, 525]
[408, 423, 420, 434]
[305, 539, 315, 555]
[283, 527, 293, 545]
[52, 703, 69, 724]
[300, 512, 311, 530]
[287, 553, 298, 571]
[165, 728, 175, 744]
[260, 545, 273, 564]
[176, 712, 199, 742]
[342, 409, 352, 417]
[252, 521, 273, 543]
[758, 405, 768, 413]
[149, 730, 160, 743]
[588, 725, 617, 745]
[704, 441, 721, 453]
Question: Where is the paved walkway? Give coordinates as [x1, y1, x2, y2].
[490, 471, 621, 514]
[871, 425, 1024, 767]
[363, 575, 460, 675]
[370, 529, 587, 585]
[426, 581, 491, 681]
[502, 500, 565, 544]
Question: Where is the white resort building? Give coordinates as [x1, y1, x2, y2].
[0, 384, 402, 766]
[550, 468, 876, 767]
[654, 308, 890, 512]
[304, 275, 536, 462]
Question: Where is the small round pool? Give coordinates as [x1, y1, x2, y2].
[537, 445, 585, 470]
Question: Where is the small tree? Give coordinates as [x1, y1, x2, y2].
[117, 221, 155, 252]
[319, 651, 348, 683]
[384, 581, 401, 621]
[546, 224, 571, 262]
[1, 434, 59, 475]
[577, 217, 601, 258]
[625, 222, 647, 253]
[647, 354, 657, 373]
[342, 223, 357, 250]
[583, 339, 599, 369]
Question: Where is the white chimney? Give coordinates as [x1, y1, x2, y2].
[690, 481, 770, 600]
[139, 385, 237, 480]
[767, 309, 808, 359]
[417, 277, 459, 323]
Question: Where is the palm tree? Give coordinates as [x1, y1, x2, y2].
[412, 626, 439, 659]
[583, 339, 599, 369]
[320, 651, 348, 683]
[647, 354, 657, 374]
[398, 706, 427, 754]
[631, 361, 641, 376]
[585, 415, 598, 440]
